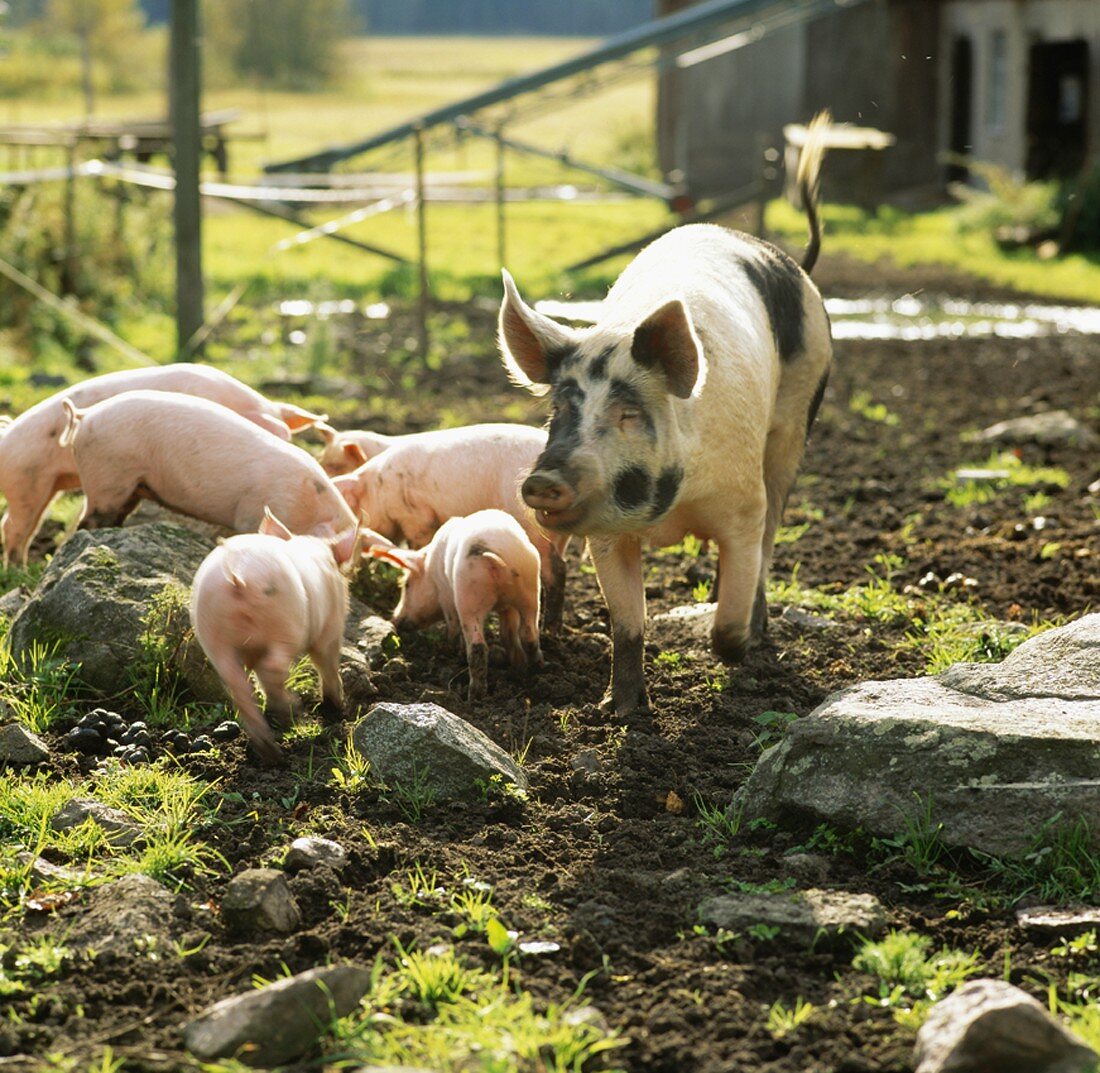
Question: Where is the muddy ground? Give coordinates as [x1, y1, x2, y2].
[3, 251, 1100, 1072]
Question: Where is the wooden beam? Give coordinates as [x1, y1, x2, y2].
[169, 0, 205, 359]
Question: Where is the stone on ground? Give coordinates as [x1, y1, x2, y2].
[1015, 906, 1100, 937]
[284, 836, 347, 873]
[698, 888, 885, 947]
[0, 723, 50, 765]
[8, 524, 221, 699]
[16, 852, 86, 886]
[351, 702, 527, 804]
[62, 874, 173, 957]
[50, 799, 142, 847]
[222, 869, 301, 934]
[914, 979, 1097, 1073]
[740, 615, 1100, 857]
[183, 964, 371, 1065]
[974, 410, 1097, 448]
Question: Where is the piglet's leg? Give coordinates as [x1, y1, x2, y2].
[311, 640, 345, 722]
[455, 586, 494, 702]
[254, 645, 298, 731]
[519, 597, 543, 668]
[211, 654, 283, 765]
[711, 503, 766, 664]
[588, 533, 647, 716]
[500, 607, 526, 669]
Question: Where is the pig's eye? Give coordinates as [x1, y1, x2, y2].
[619, 407, 641, 425]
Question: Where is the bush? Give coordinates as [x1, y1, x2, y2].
[204, 0, 352, 90]
[1060, 166, 1100, 252]
[950, 160, 1060, 241]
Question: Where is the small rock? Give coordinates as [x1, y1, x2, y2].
[571, 749, 602, 775]
[0, 723, 50, 765]
[63, 874, 173, 956]
[354, 614, 399, 667]
[1015, 906, 1100, 937]
[914, 979, 1097, 1073]
[183, 964, 372, 1065]
[222, 869, 301, 934]
[651, 602, 716, 642]
[15, 852, 86, 886]
[351, 702, 527, 805]
[698, 887, 885, 947]
[975, 410, 1098, 448]
[781, 852, 832, 885]
[50, 799, 142, 847]
[955, 467, 1013, 483]
[781, 607, 835, 631]
[284, 836, 347, 873]
[0, 588, 29, 619]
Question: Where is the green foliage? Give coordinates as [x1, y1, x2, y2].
[849, 390, 900, 427]
[853, 930, 980, 1026]
[329, 943, 625, 1071]
[1061, 165, 1100, 251]
[693, 795, 743, 856]
[950, 160, 1061, 239]
[0, 636, 80, 733]
[873, 794, 947, 876]
[205, 0, 351, 89]
[0, 935, 73, 997]
[766, 996, 816, 1038]
[750, 710, 799, 751]
[941, 451, 1070, 508]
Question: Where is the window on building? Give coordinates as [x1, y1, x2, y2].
[987, 29, 1008, 133]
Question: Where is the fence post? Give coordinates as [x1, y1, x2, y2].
[495, 124, 507, 270]
[414, 123, 430, 360]
[170, 0, 205, 359]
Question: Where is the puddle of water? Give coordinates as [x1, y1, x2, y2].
[277, 299, 390, 319]
[535, 296, 1100, 340]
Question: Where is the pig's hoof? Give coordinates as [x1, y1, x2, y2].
[599, 689, 651, 718]
[251, 738, 286, 767]
[712, 625, 751, 664]
[318, 696, 344, 723]
[266, 703, 294, 731]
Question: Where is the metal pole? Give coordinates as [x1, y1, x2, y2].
[494, 125, 506, 269]
[170, 0, 205, 359]
[414, 124, 429, 360]
[61, 142, 76, 295]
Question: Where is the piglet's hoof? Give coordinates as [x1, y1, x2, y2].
[711, 625, 751, 665]
[599, 688, 651, 719]
[317, 696, 344, 723]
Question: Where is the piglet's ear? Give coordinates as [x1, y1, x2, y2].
[498, 269, 578, 396]
[631, 299, 706, 400]
[259, 506, 294, 541]
[343, 442, 367, 468]
[315, 422, 337, 445]
[367, 545, 417, 573]
[330, 527, 360, 567]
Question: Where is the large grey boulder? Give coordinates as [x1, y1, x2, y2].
[351, 702, 527, 804]
[183, 964, 371, 1065]
[914, 979, 1096, 1073]
[740, 615, 1100, 857]
[698, 888, 885, 948]
[8, 524, 220, 699]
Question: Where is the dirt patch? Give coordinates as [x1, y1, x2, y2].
[3, 253, 1099, 1072]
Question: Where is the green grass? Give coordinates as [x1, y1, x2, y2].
[766, 996, 817, 1039]
[0, 760, 223, 911]
[0, 635, 82, 734]
[852, 930, 980, 1027]
[767, 199, 1100, 304]
[940, 451, 1071, 509]
[327, 941, 626, 1072]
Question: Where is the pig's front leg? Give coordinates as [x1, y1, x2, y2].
[311, 638, 345, 722]
[537, 540, 567, 633]
[711, 507, 765, 664]
[588, 534, 648, 716]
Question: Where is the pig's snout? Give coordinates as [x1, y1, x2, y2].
[522, 471, 575, 512]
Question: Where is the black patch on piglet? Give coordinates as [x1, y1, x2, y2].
[649, 465, 683, 519]
[741, 243, 805, 362]
[613, 465, 652, 511]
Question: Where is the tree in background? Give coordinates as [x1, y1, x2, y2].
[205, 0, 351, 89]
[47, 0, 146, 112]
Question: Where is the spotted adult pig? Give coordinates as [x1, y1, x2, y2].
[496, 115, 833, 714]
[0, 364, 324, 565]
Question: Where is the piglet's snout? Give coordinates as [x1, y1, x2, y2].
[521, 471, 574, 512]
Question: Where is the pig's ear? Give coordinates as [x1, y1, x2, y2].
[280, 404, 328, 431]
[315, 422, 337, 445]
[631, 299, 706, 400]
[367, 545, 421, 574]
[329, 527, 360, 567]
[343, 442, 367, 468]
[498, 269, 577, 396]
[259, 507, 294, 541]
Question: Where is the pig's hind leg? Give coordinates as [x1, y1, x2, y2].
[310, 637, 345, 722]
[253, 644, 298, 731]
[711, 495, 766, 665]
[455, 586, 495, 702]
[211, 654, 283, 765]
[2, 472, 76, 565]
[500, 607, 526, 669]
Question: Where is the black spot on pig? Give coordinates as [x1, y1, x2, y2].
[613, 465, 652, 511]
[546, 344, 582, 382]
[741, 243, 805, 362]
[650, 465, 683, 519]
[586, 346, 614, 382]
[539, 378, 585, 469]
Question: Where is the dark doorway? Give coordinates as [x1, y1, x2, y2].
[948, 36, 973, 181]
[1027, 39, 1089, 177]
